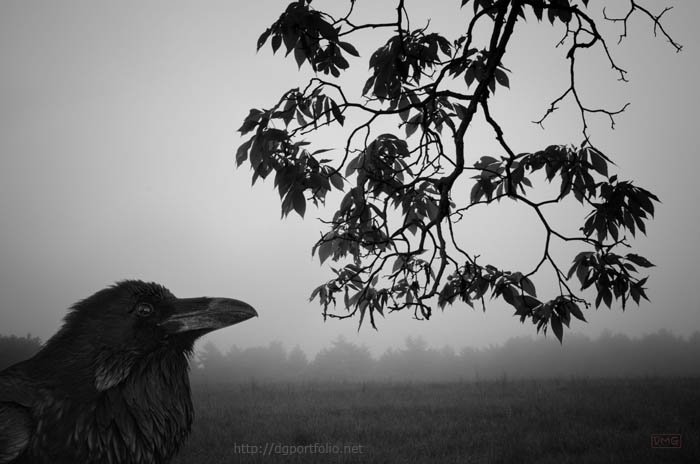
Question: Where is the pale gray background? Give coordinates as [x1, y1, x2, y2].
[0, 0, 697, 356]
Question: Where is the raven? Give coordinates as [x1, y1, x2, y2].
[0, 280, 257, 464]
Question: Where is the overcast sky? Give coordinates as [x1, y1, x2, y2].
[0, 0, 698, 357]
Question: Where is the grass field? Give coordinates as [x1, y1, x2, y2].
[173, 377, 700, 463]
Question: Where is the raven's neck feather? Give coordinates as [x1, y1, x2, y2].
[29, 347, 194, 464]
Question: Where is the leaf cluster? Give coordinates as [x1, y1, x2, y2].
[237, 89, 347, 217]
[257, 0, 359, 76]
[236, 0, 678, 343]
[568, 251, 653, 309]
[364, 32, 452, 101]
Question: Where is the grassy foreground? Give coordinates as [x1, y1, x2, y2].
[173, 377, 699, 464]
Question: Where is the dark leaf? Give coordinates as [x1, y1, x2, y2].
[558, 304, 571, 327]
[464, 67, 475, 87]
[362, 77, 375, 96]
[345, 155, 361, 176]
[294, 46, 306, 68]
[406, 116, 420, 138]
[238, 108, 264, 134]
[453, 103, 468, 121]
[292, 190, 306, 218]
[635, 215, 647, 235]
[333, 53, 350, 71]
[635, 189, 656, 216]
[312, 148, 333, 156]
[295, 109, 306, 127]
[315, 17, 338, 42]
[520, 276, 537, 297]
[257, 28, 272, 51]
[476, 155, 498, 167]
[339, 41, 360, 57]
[495, 69, 510, 88]
[318, 240, 333, 264]
[392, 255, 405, 273]
[575, 249, 594, 262]
[501, 285, 522, 308]
[235, 138, 253, 166]
[630, 285, 641, 304]
[470, 182, 483, 203]
[595, 291, 603, 308]
[249, 136, 263, 169]
[309, 284, 323, 302]
[602, 289, 613, 308]
[522, 295, 541, 310]
[575, 261, 589, 286]
[588, 148, 609, 177]
[271, 34, 282, 53]
[330, 172, 344, 190]
[626, 254, 655, 268]
[550, 315, 563, 343]
[283, 31, 298, 56]
[432, 37, 450, 58]
[330, 101, 345, 125]
[568, 302, 587, 322]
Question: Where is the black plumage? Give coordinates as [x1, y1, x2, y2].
[0, 280, 256, 464]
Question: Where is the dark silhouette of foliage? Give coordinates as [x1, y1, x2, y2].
[237, 0, 682, 342]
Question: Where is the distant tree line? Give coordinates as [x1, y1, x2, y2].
[2, 330, 698, 382]
[192, 330, 700, 383]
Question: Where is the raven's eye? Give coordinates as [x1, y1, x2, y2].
[135, 303, 154, 317]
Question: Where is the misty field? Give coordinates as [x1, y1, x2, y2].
[173, 377, 699, 464]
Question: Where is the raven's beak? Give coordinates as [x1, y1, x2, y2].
[159, 297, 257, 335]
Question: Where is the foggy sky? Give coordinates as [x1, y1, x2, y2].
[0, 0, 698, 357]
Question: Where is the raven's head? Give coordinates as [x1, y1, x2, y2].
[63, 280, 257, 351]
[43, 280, 257, 391]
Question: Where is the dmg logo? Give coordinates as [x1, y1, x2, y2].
[650, 434, 681, 448]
